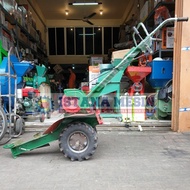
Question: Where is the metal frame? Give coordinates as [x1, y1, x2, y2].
[0, 47, 22, 141]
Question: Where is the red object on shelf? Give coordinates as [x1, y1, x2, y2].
[125, 66, 152, 95]
[22, 88, 40, 97]
[125, 66, 151, 83]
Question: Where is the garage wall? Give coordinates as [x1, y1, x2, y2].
[46, 14, 125, 65]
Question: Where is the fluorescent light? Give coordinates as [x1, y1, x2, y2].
[79, 33, 96, 36]
[69, 2, 102, 6]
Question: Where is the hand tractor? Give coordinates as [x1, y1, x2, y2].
[3, 17, 188, 161]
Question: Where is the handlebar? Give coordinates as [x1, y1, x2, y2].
[132, 17, 189, 48]
[177, 17, 188, 22]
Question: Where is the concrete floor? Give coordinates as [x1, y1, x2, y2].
[0, 114, 190, 190]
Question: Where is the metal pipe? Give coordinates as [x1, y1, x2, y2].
[7, 47, 12, 136]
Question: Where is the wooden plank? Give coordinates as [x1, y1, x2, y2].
[172, 0, 182, 131]
[172, 0, 190, 132]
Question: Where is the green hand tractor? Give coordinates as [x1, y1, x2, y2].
[4, 17, 188, 161]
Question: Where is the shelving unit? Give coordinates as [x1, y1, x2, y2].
[154, 49, 173, 58]
[144, 1, 175, 59]
[144, 1, 175, 29]
[0, 3, 47, 64]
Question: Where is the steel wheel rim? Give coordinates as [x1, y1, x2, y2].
[67, 131, 89, 153]
[0, 121, 4, 132]
[0, 107, 7, 140]
[0, 111, 4, 131]
[0, 116, 4, 131]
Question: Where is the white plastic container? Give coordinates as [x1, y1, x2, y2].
[17, 89, 23, 99]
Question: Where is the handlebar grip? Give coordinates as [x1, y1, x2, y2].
[133, 26, 139, 35]
[177, 17, 188, 22]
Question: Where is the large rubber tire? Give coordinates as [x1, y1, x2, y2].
[59, 122, 98, 161]
[40, 113, 45, 122]
[14, 116, 25, 135]
[0, 107, 7, 141]
[46, 112, 51, 119]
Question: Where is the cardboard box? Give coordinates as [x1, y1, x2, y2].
[53, 64, 63, 74]
[1, 30, 12, 51]
[120, 95, 146, 122]
[89, 65, 100, 89]
[2, 0, 14, 13]
[162, 27, 174, 49]
[153, 30, 161, 51]
[20, 32, 28, 44]
[90, 56, 103, 66]
[7, 22, 14, 30]
[111, 49, 130, 61]
[166, 27, 174, 48]
[28, 25, 38, 40]
[30, 41, 37, 51]
[0, 11, 5, 25]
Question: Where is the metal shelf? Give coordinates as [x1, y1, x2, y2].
[144, 2, 175, 59]
[0, 4, 47, 62]
[153, 49, 173, 58]
[144, 2, 175, 28]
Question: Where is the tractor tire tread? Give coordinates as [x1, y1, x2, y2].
[59, 122, 98, 161]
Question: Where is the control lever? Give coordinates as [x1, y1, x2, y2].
[133, 26, 143, 41]
[133, 26, 153, 54]
[177, 17, 188, 22]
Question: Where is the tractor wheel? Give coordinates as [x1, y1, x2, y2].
[40, 113, 45, 122]
[0, 107, 7, 140]
[14, 116, 25, 135]
[59, 122, 98, 161]
[46, 112, 51, 119]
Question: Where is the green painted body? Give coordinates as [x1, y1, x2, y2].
[24, 65, 50, 88]
[4, 113, 99, 158]
[64, 47, 142, 111]
[33, 65, 50, 88]
[63, 18, 179, 117]
[154, 89, 172, 119]
[64, 47, 142, 118]
[157, 99, 172, 118]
